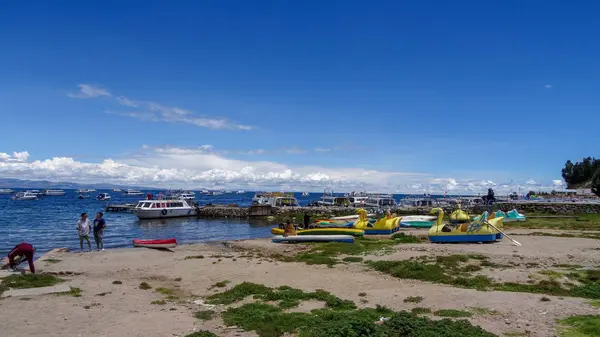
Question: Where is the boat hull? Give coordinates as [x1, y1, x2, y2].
[428, 217, 504, 244]
[133, 238, 177, 249]
[364, 227, 401, 235]
[272, 235, 354, 244]
[132, 208, 197, 219]
[399, 221, 435, 228]
[12, 196, 37, 201]
[271, 228, 364, 237]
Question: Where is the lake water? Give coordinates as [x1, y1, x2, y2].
[0, 190, 411, 255]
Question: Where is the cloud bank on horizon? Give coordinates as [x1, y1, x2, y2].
[0, 146, 562, 194]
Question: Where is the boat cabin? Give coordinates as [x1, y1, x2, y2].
[134, 200, 191, 210]
[365, 194, 397, 208]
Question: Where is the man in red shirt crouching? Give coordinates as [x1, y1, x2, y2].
[7, 242, 36, 274]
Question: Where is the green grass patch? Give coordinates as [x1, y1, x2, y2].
[184, 331, 218, 337]
[391, 232, 427, 243]
[434, 309, 473, 318]
[287, 238, 398, 266]
[403, 296, 424, 303]
[589, 300, 600, 307]
[368, 257, 600, 300]
[222, 303, 494, 337]
[139, 282, 152, 290]
[195, 310, 216, 320]
[557, 315, 600, 337]
[503, 331, 527, 337]
[209, 280, 231, 289]
[56, 287, 82, 297]
[206, 282, 356, 311]
[44, 258, 62, 264]
[539, 270, 564, 279]
[509, 213, 600, 231]
[553, 264, 585, 269]
[468, 307, 501, 316]
[1, 274, 64, 290]
[151, 300, 167, 305]
[184, 255, 205, 260]
[342, 256, 363, 263]
[155, 287, 175, 295]
[411, 307, 432, 315]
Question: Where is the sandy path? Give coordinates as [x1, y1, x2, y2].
[0, 234, 599, 337]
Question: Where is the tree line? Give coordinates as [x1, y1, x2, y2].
[561, 157, 600, 196]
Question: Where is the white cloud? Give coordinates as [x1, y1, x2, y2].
[315, 148, 332, 153]
[552, 179, 563, 186]
[525, 179, 538, 185]
[116, 96, 138, 107]
[545, 84, 553, 89]
[0, 151, 30, 163]
[67, 84, 112, 99]
[0, 147, 562, 193]
[112, 95, 253, 130]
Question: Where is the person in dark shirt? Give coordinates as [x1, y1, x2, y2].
[93, 212, 107, 251]
[7, 243, 36, 274]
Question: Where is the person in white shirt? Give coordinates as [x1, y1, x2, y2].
[76, 213, 92, 252]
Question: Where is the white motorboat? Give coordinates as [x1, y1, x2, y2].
[177, 193, 195, 201]
[87, 188, 97, 192]
[251, 192, 299, 207]
[345, 191, 369, 207]
[302, 192, 309, 196]
[44, 189, 66, 196]
[112, 188, 122, 192]
[317, 189, 351, 206]
[237, 190, 245, 194]
[97, 193, 112, 201]
[364, 194, 397, 209]
[0, 189, 14, 195]
[12, 191, 39, 200]
[132, 199, 198, 219]
[122, 189, 144, 196]
[76, 189, 90, 193]
[25, 190, 43, 197]
[78, 193, 90, 199]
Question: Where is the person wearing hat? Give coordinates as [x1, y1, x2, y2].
[76, 212, 92, 252]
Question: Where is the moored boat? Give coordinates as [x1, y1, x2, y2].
[132, 199, 198, 219]
[12, 191, 39, 200]
[44, 189, 66, 196]
[97, 193, 112, 201]
[272, 235, 354, 244]
[400, 215, 437, 228]
[271, 227, 364, 237]
[133, 238, 177, 249]
[122, 189, 144, 196]
[428, 208, 504, 243]
[0, 188, 14, 195]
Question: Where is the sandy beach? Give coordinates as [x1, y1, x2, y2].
[1, 229, 599, 337]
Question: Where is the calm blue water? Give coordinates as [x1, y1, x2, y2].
[0, 190, 419, 255]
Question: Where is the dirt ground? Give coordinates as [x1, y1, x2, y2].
[1, 229, 599, 337]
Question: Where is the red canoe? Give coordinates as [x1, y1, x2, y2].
[133, 238, 177, 249]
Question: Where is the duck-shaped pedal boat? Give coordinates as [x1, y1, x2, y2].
[428, 208, 504, 243]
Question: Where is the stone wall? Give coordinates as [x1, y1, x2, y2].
[486, 202, 600, 214]
[195, 202, 600, 219]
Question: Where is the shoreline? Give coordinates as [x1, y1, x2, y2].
[1, 228, 600, 336]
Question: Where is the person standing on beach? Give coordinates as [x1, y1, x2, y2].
[76, 213, 92, 252]
[7, 242, 36, 274]
[93, 212, 107, 251]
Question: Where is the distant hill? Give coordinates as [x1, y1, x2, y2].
[0, 178, 161, 191]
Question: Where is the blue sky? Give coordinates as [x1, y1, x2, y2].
[0, 1, 598, 193]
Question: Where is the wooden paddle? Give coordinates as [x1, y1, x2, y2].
[484, 220, 522, 247]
